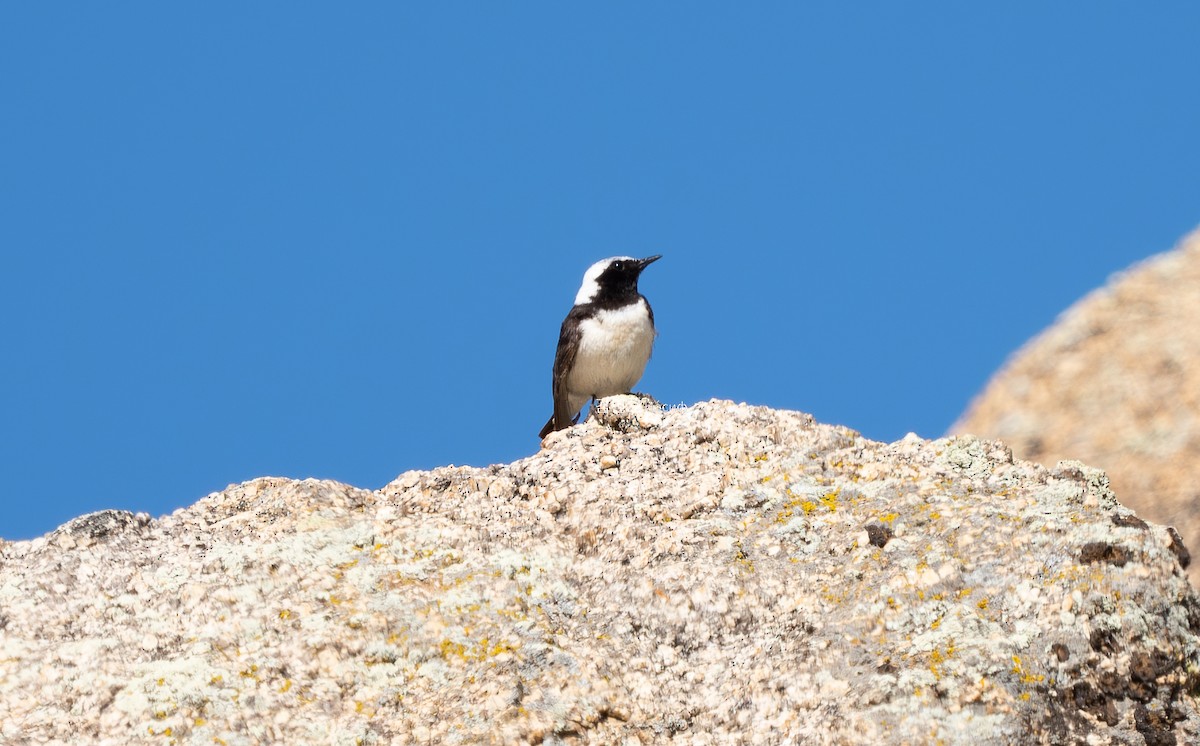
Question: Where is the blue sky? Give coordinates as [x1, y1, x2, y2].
[3, 4, 1199, 540]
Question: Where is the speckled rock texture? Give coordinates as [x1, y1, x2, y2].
[2, 398, 1198, 745]
[951, 227, 1200, 588]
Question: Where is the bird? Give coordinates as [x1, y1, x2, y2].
[539, 255, 662, 438]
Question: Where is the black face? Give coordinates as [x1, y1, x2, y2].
[593, 255, 661, 306]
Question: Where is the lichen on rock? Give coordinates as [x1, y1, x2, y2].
[1, 397, 1197, 744]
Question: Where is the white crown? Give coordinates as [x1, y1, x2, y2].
[574, 256, 636, 305]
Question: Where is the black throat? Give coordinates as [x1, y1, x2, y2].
[588, 264, 645, 310]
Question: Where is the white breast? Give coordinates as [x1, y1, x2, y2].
[566, 301, 656, 407]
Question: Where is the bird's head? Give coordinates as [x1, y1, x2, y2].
[574, 255, 661, 305]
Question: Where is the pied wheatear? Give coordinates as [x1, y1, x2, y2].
[539, 255, 661, 438]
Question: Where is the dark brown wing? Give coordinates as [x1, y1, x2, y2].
[643, 298, 655, 362]
[539, 306, 586, 438]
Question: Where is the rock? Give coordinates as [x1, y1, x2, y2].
[951, 227, 1200, 587]
[1, 397, 1197, 744]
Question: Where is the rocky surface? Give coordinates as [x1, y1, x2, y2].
[2, 397, 1198, 744]
[951, 228, 1200, 588]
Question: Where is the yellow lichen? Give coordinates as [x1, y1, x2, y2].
[1011, 655, 1045, 685]
[440, 639, 468, 659]
[733, 543, 755, 572]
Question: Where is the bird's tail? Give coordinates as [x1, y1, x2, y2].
[540, 404, 582, 439]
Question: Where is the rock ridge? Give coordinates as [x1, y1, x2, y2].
[1, 397, 1197, 744]
[952, 227, 1200, 588]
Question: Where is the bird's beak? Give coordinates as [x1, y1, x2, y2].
[638, 255, 663, 270]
